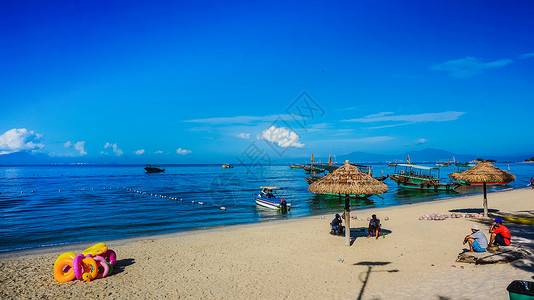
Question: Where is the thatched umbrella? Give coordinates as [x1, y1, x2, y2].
[455, 162, 516, 217]
[309, 160, 388, 246]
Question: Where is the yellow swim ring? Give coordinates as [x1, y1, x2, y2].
[54, 252, 76, 269]
[82, 243, 108, 256]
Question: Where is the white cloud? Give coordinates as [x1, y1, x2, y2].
[416, 138, 426, 145]
[135, 149, 145, 155]
[176, 148, 192, 155]
[237, 133, 251, 139]
[103, 142, 123, 156]
[259, 126, 305, 148]
[0, 128, 44, 155]
[519, 52, 534, 59]
[431, 56, 513, 78]
[64, 141, 72, 148]
[74, 141, 87, 155]
[343, 111, 464, 125]
[155, 150, 163, 154]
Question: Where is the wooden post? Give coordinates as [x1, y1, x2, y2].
[345, 195, 350, 246]
[483, 182, 488, 217]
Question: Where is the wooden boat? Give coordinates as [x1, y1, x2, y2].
[290, 164, 303, 169]
[145, 164, 165, 173]
[389, 164, 458, 191]
[252, 187, 290, 211]
[303, 165, 325, 174]
[222, 163, 234, 168]
[435, 162, 450, 167]
[374, 175, 388, 181]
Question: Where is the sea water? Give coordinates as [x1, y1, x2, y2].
[0, 163, 532, 253]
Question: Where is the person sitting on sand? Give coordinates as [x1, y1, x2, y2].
[463, 224, 488, 252]
[489, 218, 511, 246]
[368, 214, 381, 239]
[330, 214, 344, 235]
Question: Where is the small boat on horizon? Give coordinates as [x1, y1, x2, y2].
[222, 163, 234, 168]
[389, 164, 458, 191]
[145, 164, 165, 173]
[252, 186, 290, 211]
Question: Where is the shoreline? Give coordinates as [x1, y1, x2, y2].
[0, 186, 527, 259]
[2, 188, 532, 299]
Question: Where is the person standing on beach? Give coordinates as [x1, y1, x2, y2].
[489, 218, 511, 246]
[463, 224, 488, 252]
[530, 177, 534, 189]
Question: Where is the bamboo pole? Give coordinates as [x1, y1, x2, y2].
[483, 182, 488, 217]
[345, 195, 350, 246]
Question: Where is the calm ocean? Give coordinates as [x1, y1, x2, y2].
[1, 163, 532, 253]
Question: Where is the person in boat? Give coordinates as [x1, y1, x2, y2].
[463, 224, 488, 252]
[330, 214, 344, 235]
[367, 214, 381, 239]
[489, 218, 511, 247]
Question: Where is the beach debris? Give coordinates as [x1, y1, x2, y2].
[384, 216, 389, 221]
[419, 212, 484, 220]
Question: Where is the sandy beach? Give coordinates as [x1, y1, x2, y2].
[1, 188, 533, 299]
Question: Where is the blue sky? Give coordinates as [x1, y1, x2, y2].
[1, 0, 533, 163]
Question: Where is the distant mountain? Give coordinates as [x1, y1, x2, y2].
[0, 152, 54, 165]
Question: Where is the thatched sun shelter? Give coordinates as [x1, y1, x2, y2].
[455, 162, 516, 217]
[309, 160, 388, 246]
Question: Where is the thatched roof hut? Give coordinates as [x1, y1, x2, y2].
[309, 161, 388, 246]
[308, 162, 388, 196]
[455, 162, 515, 184]
[455, 162, 515, 217]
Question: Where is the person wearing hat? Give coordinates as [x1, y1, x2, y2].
[489, 218, 511, 246]
[463, 224, 488, 252]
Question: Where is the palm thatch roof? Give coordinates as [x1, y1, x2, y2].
[308, 161, 388, 195]
[455, 162, 516, 183]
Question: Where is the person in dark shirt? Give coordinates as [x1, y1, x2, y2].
[331, 214, 344, 235]
[368, 214, 381, 239]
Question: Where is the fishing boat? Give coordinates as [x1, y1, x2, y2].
[222, 163, 234, 168]
[252, 187, 290, 211]
[289, 164, 303, 169]
[144, 164, 165, 173]
[389, 164, 458, 191]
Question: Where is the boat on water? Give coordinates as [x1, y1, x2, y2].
[289, 164, 303, 169]
[389, 164, 458, 191]
[222, 163, 234, 168]
[435, 162, 450, 167]
[252, 187, 290, 211]
[145, 164, 165, 173]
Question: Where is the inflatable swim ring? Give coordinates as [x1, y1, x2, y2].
[54, 252, 76, 269]
[82, 243, 108, 257]
[81, 256, 98, 282]
[93, 255, 110, 278]
[103, 250, 117, 265]
[53, 257, 75, 283]
[72, 254, 85, 280]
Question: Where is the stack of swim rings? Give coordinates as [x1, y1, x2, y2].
[53, 243, 117, 283]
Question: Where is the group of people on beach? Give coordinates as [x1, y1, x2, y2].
[463, 218, 511, 252]
[330, 213, 382, 239]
